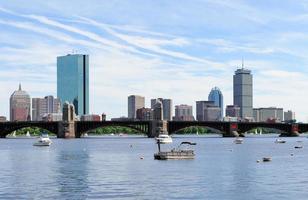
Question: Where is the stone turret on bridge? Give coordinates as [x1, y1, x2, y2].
[58, 101, 76, 138]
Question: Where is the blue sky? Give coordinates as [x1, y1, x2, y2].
[1, 0, 308, 121]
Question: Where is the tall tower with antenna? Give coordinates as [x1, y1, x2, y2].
[233, 60, 253, 119]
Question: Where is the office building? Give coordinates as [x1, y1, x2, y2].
[204, 106, 221, 121]
[151, 98, 173, 121]
[173, 104, 194, 121]
[42, 113, 63, 122]
[57, 54, 89, 116]
[253, 107, 283, 122]
[0, 116, 7, 122]
[136, 107, 153, 121]
[208, 87, 224, 118]
[233, 67, 253, 118]
[80, 114, 101, 121]
[196, 101, 215, 121]
[225, 105, 240, 118]
[32, 96, 61, 121]
[284, 110, 295, 122]
[128, 95, 145, 119]
[10, 84, 31, 121]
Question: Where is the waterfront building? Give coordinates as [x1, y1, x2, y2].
[233, 67, 253, 118]
[284, 110, 296, 122]
[253, 107, 283, 122]
[128, 95, 145, 119]
[136, 107, 153, 121]
[10, 84, 31, 121]
[173, 104, 194, 121]
[208, 87, 224, 119]
[0, 116, 7, 122]
[151, 98, 173, 121]
[32, 96, 61, 121]
[225, 105, 240, 118]
[42, 113, 63, 122]
[203, 106, 221, 121]
[80, 114, 101, 121]
[101, 113, 106, 121]
[196, 101, 215, 121]
[57, 54, 89, 116]
[223, 116, 238, 122]
[111, 117, 131, 121]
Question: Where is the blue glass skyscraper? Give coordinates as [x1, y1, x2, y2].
[57, 54, 89, 116]
[208, 87, 224, 118]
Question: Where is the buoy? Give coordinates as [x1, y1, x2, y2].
[130, 144, 133, 148]
[256, 160, 260, 163]
[140, 157, 144, 160]
[290, 153, 294, 156]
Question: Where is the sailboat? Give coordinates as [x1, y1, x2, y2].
[26, 131, 31, 137]
[255, 128, 262, 135]
[12, 131, 16, 137]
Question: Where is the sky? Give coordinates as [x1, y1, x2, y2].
[1, 0, 308, 121]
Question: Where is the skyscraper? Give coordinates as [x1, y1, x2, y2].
[10, 84, 31, 121]
[151, 98, 173, 121]
[208, 87, 223, 118]
[57, 54, 89, 116]
[233, 67, 253, 118]
[32, 96, 61, 121]
[128, 95, 145, 119]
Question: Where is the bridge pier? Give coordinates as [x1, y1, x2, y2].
[279, 124, 300, 137]
[149, 120, 168, 138]
[222, 123, 241, 137]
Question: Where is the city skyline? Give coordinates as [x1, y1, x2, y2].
[1, 1, 308, 121]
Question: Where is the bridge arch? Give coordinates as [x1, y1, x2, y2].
[0, 122, 59, 138]
[171, 125, 223, 135]
[76, 121, 151, 138]
[168, 121, 230, 135]
[237, 122, 291, 135]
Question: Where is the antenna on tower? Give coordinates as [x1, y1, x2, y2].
[241, 57, 244, 69]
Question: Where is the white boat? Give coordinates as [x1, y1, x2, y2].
[84, 133, 88, 137]
[26, 131, 31, 137]
[12, 131, 16, 137]
[275, 139, 286, 143]
[155, 134, 173, 144]
[234, 137, 243, 144]
[33, 134, 52, 146]
[154, 141, 196, 160]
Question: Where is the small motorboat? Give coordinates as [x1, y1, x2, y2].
[33, 134, 52, 146]
[234, 137, 243, 144]
[155, 134, 172, 144]
[275, 139, 286, 143]
[294, 146, 303, 149]
[263, 157, 272, 162]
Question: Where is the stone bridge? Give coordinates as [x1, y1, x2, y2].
[0, 120, 307, 138]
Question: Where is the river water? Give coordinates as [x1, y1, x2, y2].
[0, 135, 307, 199]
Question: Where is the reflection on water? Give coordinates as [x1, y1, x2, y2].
[0, 135, 308, 199]
[56, 146, 90, 199]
